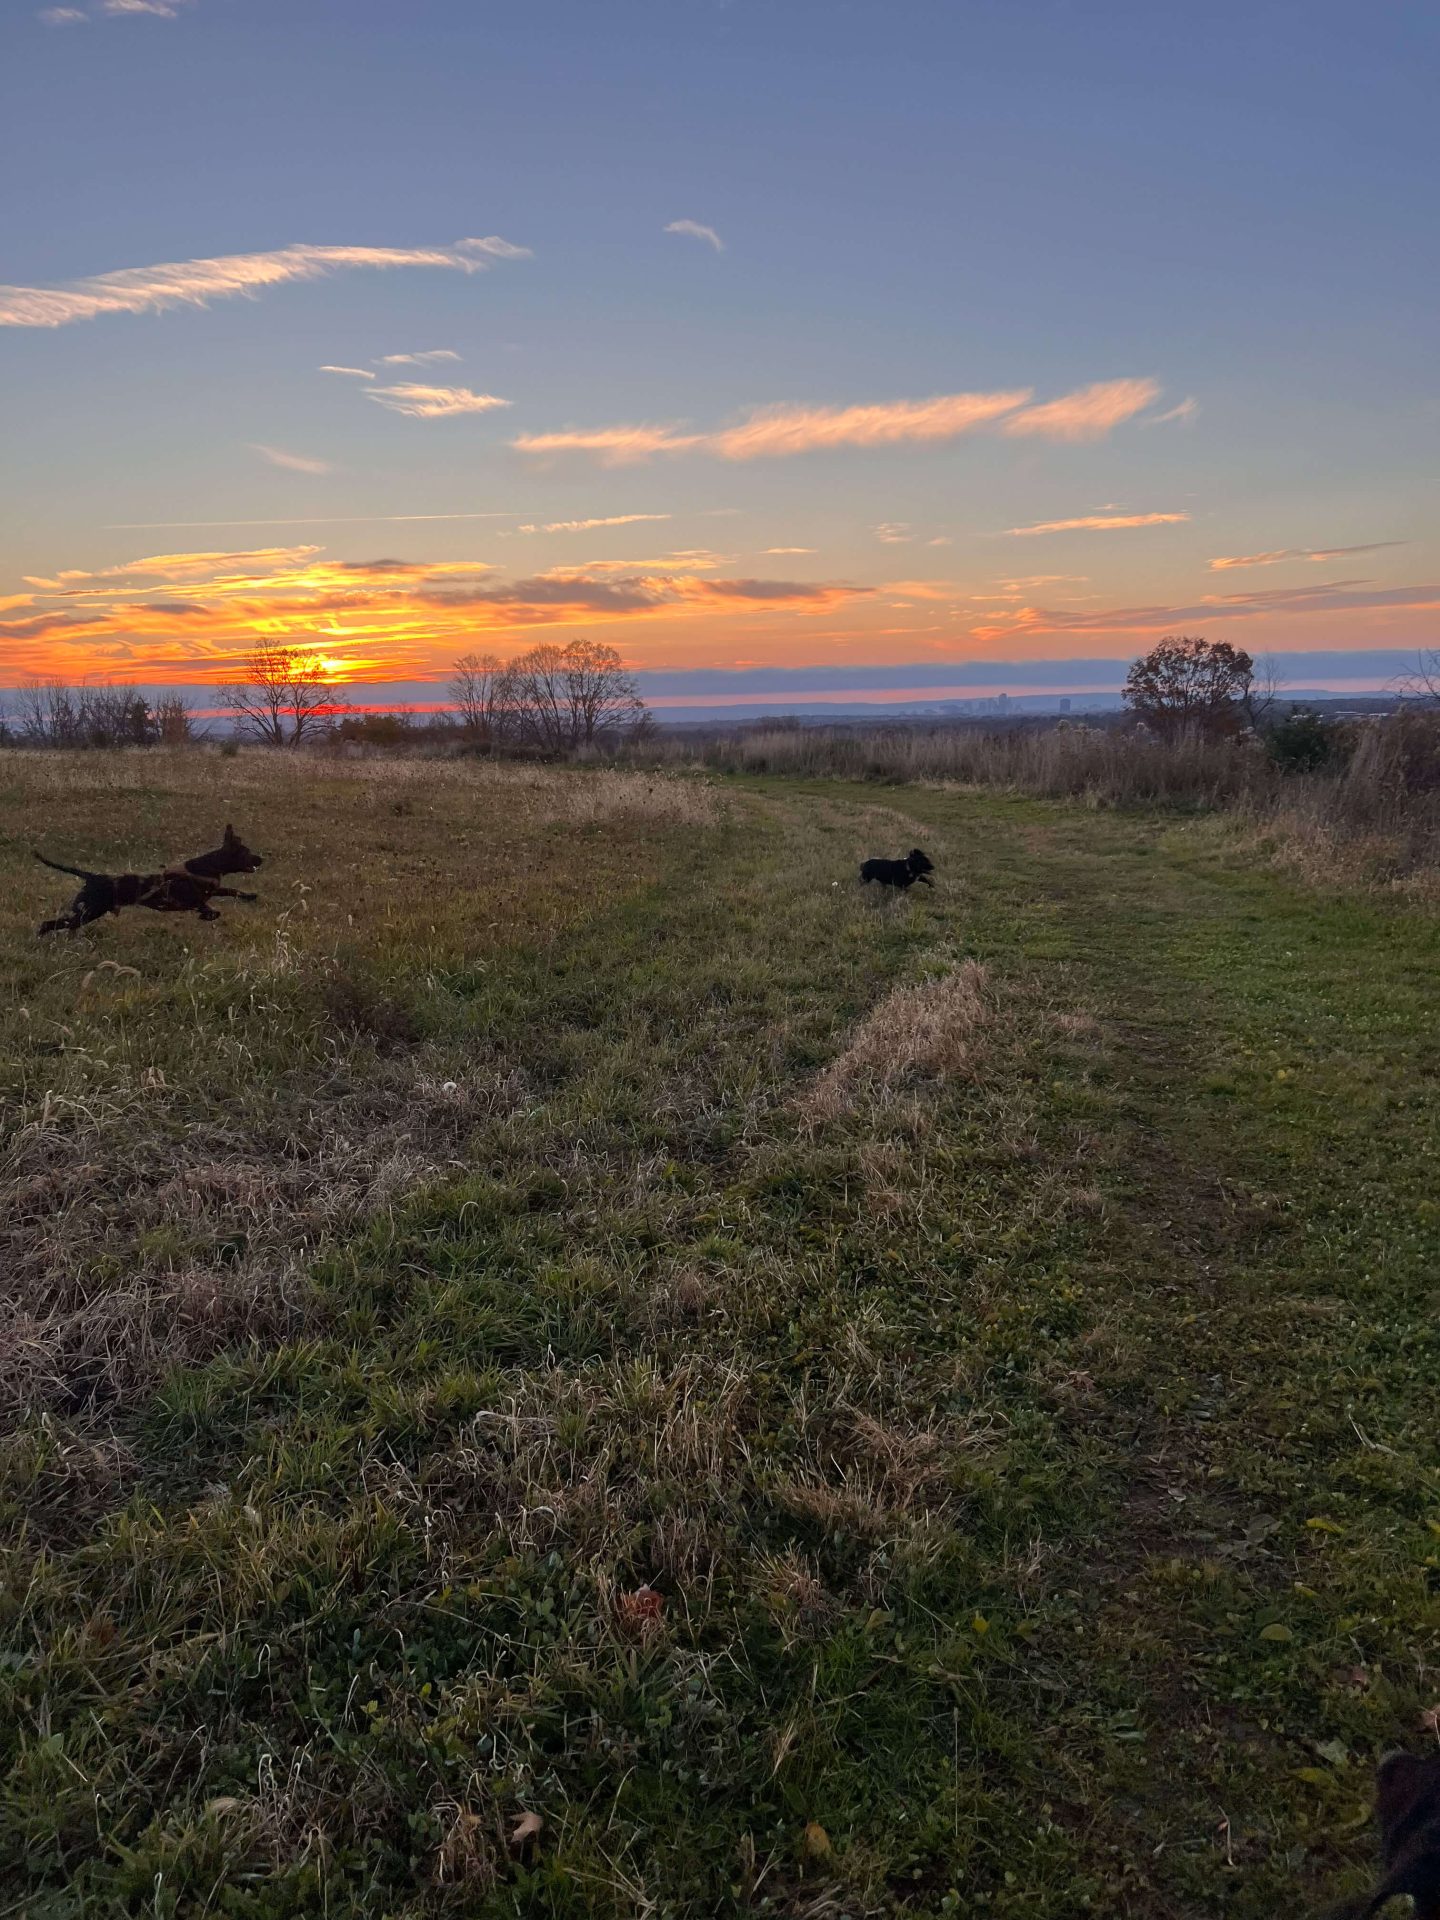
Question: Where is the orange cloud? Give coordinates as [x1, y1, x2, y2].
[513, 378, 1166, 465]
[966, 577, 1440, 644]
[999, 378, 1160, 442]
[1208, 540, 1406, 570]
[516, 513, 672, 534]
[366, 384, 511, 419]
[1003, 511, 1190, 536]
[2, 544, 871, 682]
[709, 390, 1032, 458]
[511, 424, 705, 465]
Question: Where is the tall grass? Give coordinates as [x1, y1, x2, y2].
[662, 714, 1440, 889]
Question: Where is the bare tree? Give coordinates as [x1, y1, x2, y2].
[505, 639, 645, 753]
[1243, 654, 1286, 730]
[1123, 635, 1254, 740]
[1400, 649, 1440, 705]
[447, 651, 510, 747]
[17, 678, 85, 747]
[82, 685, 153, 747]
[219, 647, 333, 746]
[16, 679, 51, 745]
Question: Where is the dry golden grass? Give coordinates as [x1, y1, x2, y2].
[797, 955, 989, 1121]
[0, 747, 723, 1426]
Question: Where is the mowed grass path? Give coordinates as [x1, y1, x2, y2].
[2, 755, 1437, 1917]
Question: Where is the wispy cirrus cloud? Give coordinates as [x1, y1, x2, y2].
[765, 546, 816, 554]
[512, 423, 704, 464]
[514, 378, 1160, 465]
[25, 546, 322, 588]
[377, 348, 461, 366]
[1144, 396, 1199, 427]
[710, 390, 1034, 460]
[0, 236, 528, 329]
[875, 522, 913, 543]
[1208, 540, 1407, 570]
[999, 378, 1161, 442]
[967, 577, 1440, 644]
[106, 510, 518, 530]
[365, 384, 511, 419]
[41, 0, 191, 17]
[319, 364, 375, 379]
[1003, 510, 1190, 536]
[248, 443, 332, 475]
[515, 513, 672, 534]
[665, 219, 724, 252]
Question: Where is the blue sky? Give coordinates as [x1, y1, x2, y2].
[3, 0, 1436, 703]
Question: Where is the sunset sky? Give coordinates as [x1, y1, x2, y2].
[3, 0, 1436, 712]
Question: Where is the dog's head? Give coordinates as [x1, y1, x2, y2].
[906, 848, 935, 875]
[185, 824, 264, 879]
[221, 823, 263, 873]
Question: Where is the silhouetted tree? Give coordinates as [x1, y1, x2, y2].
[447, 651, 511, 746]
[220, 647, 333, 746]
[1402, 649, 1440, 705]
[505, 639, 645, 753]
[1123, 635, 1254, 740]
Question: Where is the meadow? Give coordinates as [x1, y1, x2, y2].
[2, 747, 1437, 1918]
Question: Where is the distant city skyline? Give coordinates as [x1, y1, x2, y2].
[3, 1, 1436, 710]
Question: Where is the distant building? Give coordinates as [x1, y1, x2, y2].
[1059, 697, 1071, 713]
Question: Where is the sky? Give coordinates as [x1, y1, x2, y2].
[3, 0, 1437, 712]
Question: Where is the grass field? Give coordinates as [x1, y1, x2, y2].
[2, 748, 1437, 1918]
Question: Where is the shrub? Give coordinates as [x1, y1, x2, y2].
[1266, 709, 1350, 774]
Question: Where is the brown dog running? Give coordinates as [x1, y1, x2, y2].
[35, 823, 264, 935]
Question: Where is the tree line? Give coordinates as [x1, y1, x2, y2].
[2, 681, 195, 749]
[219, 637, 648, 750]
[8, 635, 1435, 754]
[2, 637, 649, 753]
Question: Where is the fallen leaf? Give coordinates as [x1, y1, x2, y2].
[615, 1586, 665, 1639]
[508, 1810, 544, 1855]
[1305, 1517, 1344, 1535]
[1259, 1622, 1294, 1643]
[801, 1821, 832, 1861]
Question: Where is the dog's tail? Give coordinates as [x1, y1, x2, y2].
[34, 852, 96, 880]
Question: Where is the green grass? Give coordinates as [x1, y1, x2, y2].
[2, 751, 1437, 1917]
